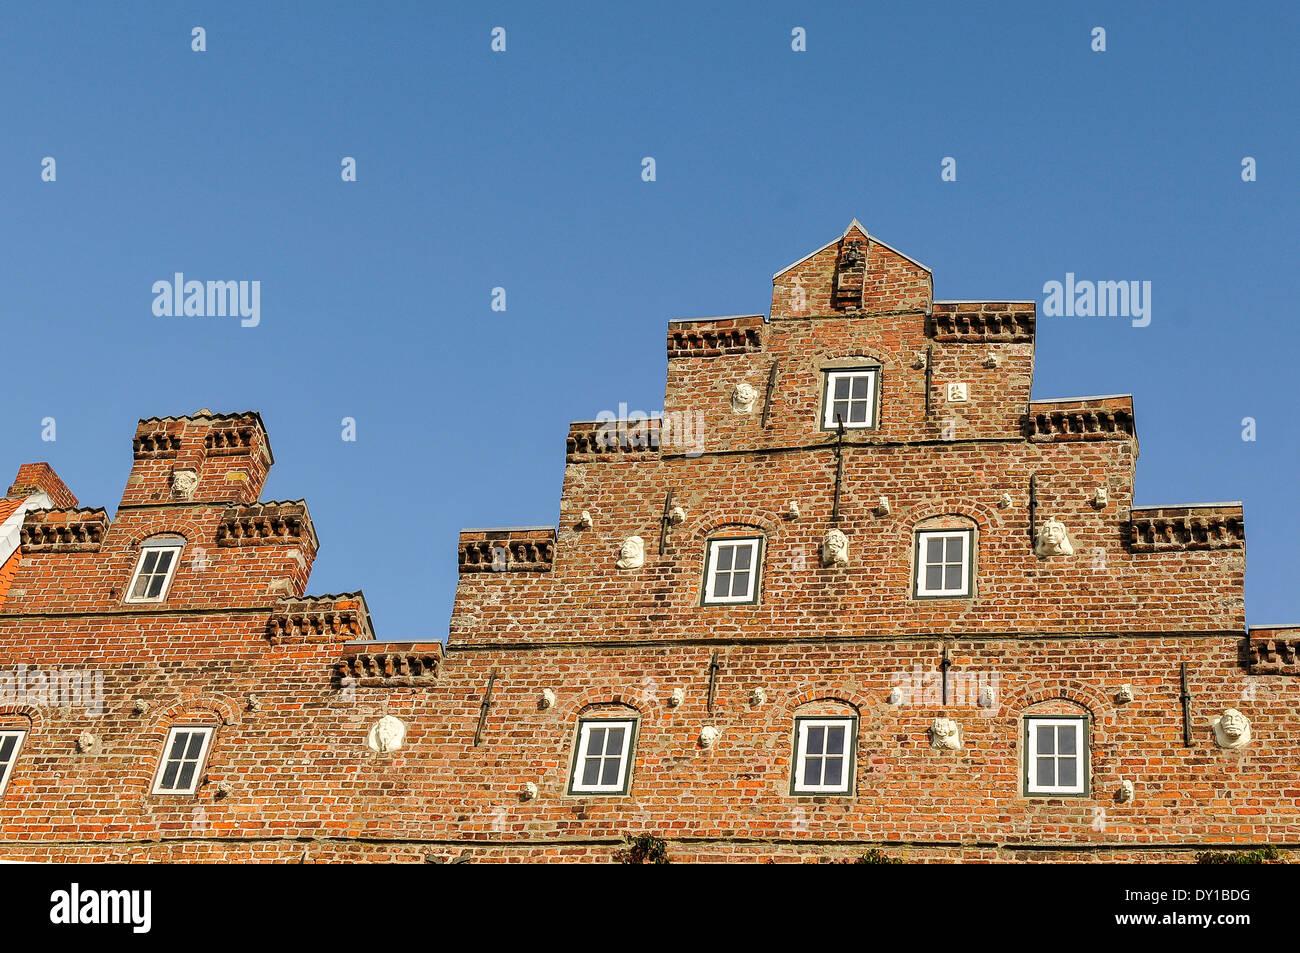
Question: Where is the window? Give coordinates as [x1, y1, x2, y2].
[821, 368, 879, 430]
[0, 730, 26, 796]
[151, 726, 214, 795]
[914, 529, 973, 598]
[126, 538, 184, 603]
[568, 718, 637, 795]
[702, 536, 763, 605]
[1024, 717, 1088, 796]
[792, 717, 856, 794]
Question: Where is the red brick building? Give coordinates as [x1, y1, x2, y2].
[1, 222, 1296, 862]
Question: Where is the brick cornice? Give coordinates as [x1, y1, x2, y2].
[930, 302, 1035, 342]
[667, 316, 763, 359]
[1247, 627, 1300, 674]
[1126, 505, 1245, 553]
[336, 642, 443, 686]
[566, 420, 662, 460]
[19, 508, 111, 552]
[458, 528, 555, 573]
[1025, 398, 1135, 442]
[216, 501, 318, 555]
[266, 592, 374, 642]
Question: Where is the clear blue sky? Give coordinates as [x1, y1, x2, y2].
[3, 2, 1296, 635]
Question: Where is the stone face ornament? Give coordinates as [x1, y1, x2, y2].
[1115, 684, 1134, 704]
[698, 725, 720, 748]
[539, 688, 557, 710]
[668, 687, 685, 708]
[930, 718, 961, 750]
[1035, 517, 1074, 557]
[171, 468, 199, 500]
[730, 382, 758, 414]
[616, 536, 645, 569]
[367, 715, 407, 754]
[1212, 708, 1251, 749]
[822, 529, 850, 567]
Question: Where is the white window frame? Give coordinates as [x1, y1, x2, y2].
[0, 730, 26, 796]
[821, 368, 879, 430]
[1025, 717, 1088, 796]
[151, 725, 214, 795]
[568, 718, 637, 795]
[702, 536, 763, 605]
[792, 717, 856, 795]
[125, 538, 184, 604]
[914, 529, 973, 598]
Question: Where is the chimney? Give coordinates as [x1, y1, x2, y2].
[6, 463, 77, 508]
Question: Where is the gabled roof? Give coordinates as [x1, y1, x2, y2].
[772, 219, 933, 279]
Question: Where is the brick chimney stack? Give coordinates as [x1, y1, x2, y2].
[6, 462, 77, 508]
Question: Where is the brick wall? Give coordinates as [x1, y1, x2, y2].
[0, 225, 1293, 864]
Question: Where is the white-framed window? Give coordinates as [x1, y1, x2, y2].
[914, 529, 973, 598]
[702, 536, 763, 605]
[125, 537, 184, 603]
[0, 730, 26, 796]
[1025, 717, 1088, 796]
[151, 726, 214, 795]
[568, 718, 637, 795]
[792, 717, 856, 794]
[821, 368, 879, 430]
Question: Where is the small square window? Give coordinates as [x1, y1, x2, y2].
[702, 537, 763, 605]
[568, 718, 637, 795]
[792, 717, 856, 794]
[821, 368, 879, 430]
[914, 529, 973, 598]
[0, 730, 26, 796]
[1024, 717, 1088, 796]
[152, 726, 214, 795]
[126, 541, 184, 603]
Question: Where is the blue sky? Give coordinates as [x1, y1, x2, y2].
[2, 2, 1296, 635]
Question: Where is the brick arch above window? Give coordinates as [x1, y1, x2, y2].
[683, 510, 780, 547]
[153, 694, 241, 731]
[0, 705, 41, 733]
[779, 686, 871, 720]
[554, 691, 659, 730]
[1002, 681, 1107, 720]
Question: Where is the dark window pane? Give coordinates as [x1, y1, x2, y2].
[581, 755, 601, 786]
[154, 550, 174, 573]
[1059, 758, 1077, 787]
[733, 546, 752, 570]
[944, 565, 962, 590]
[605, 727, 625, 756]
[184, 732, 205, 759]
[1036, 757, 1055, 787]
[926, 538, 943, 562]
[834, 378, 850, 399]
[160, 761, 180, 790]
[825, 726, 845, 755]
[824, 757, 843, 787]
[177, 762, 197, 791]
[806, 726, 824, 754]
[711, 571, 730, 599]
[715, 547, 733, 571]
[0, 736, 16, 761]
[169, 732, 190, 760]
[925, 566, 943, 590]
[832, 400, 849, 424]
[803, 757, 822, 787]
[140, 551, 159, 575]
[730, 571, 750, 596]
[946, 537, 963, 562]
[601, 757, 621, 786]
[851, 376, 869, 399]
[1058, 726, 1077, 755]
[130, 575, 151, 600]
[146, 573, 167, 598]
[1036, 725, 1054, 754]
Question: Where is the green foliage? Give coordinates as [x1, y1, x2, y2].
[616, 833, 671, 864]
[1195, 846, 1285, 864]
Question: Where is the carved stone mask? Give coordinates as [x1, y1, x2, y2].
[171, 469, 199, 500]
[368, 715, 406, 754]
[1213, 709, 1251, 749]
[730, 382, 758, 414]
[1036, 517, 1074, 556]
[616, 536, 645, 569]
[822, 529, 850, 567]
